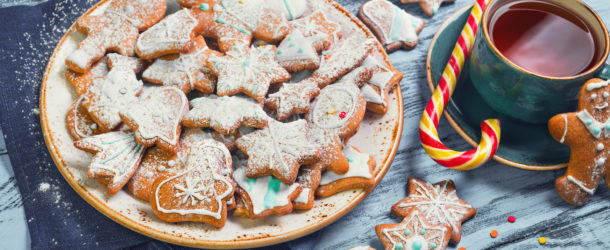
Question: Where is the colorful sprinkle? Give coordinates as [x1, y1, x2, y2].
[339, 111, 347, 119]
[324, 54, 332, 60]
[395, 243, 403, 250]
[327, 107, 335, 115]
[539, 237, 547, 245]
[412, 241, 422, 250]
[404, 229, 411, 236]
[429, 243, 436, 249]
[508, 216, 516, 223]
[199, 3, 209, 11]
[458, 247, 466, 250]
[490, 230, 498, 238]
[419, 229, 426, 235]
[594, 128, 601, 134]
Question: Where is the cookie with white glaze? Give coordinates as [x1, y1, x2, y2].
[359, 53, 404, 114]
[315, 146, 375, 197]
[376, 208, 452, 250]
[293, 163, 322, 210]
[265, 78, 320, 121]
[183, 95, 269, 134]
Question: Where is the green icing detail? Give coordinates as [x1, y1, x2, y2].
[242, 61, 250, 67]
[100, 144, 131, 164]
[394, 243, 403, 250]
[404, 229, 411, 236]
[390, 5, 405, 42]
[606, 124, 610, 130]
[102, 135, 133, 145]
[215, 13, 251, 36]
[289, 43, 295, 47]
[586, 120, 593, 125]
[419, 228, 426, 235]
[430, 243, 437, 249]
[347, 156, 354, 163]
[263, 177, 282, 209]
[412, 241, 422, 250]
[283, 0, 295, 20]
[199, 3, 209, 11]
[594, 128, 601, 134]
[277, 50, 283, 55]
[246, 178, 257, 193]
[120, 143, 141, 174]
[297, 48, 304, 53]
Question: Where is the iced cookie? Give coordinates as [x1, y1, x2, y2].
[120, 86, 189, 153]
[66, 96, 103, 140]
[315, 146, 375, 197]
[183, 95, 269, 134]
[74, 131, 146, 195]
[265, 78, 320, 121]
[290, 10, 342, 51]
[65, 0, 166, 73]
[549, 78, 610, 206]
[150, 138, 234, 227]
[236, 119, 320, 184]
[142, 36, 220, 94]
[293, 164, 322, 210]
[276, 30, 321, 73]
[65, 57, 108, 96]
[391, 178, 476, 243]
[376, 208, 452, 250]
[207, 46, 291, 102]
[360, 53, 404, 114]
[359, 0, 425, 52]
[402, 0, 454, 16]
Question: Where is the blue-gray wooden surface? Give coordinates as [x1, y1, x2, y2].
[1, 0, 609, 249]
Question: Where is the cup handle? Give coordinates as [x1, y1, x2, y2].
[600, 60, 610, 80]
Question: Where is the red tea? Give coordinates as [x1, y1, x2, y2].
[489, 0, 599, 77]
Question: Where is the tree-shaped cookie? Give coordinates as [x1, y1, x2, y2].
[549, 78, 610, 206]
[120, 86, 189, 154]
[142, 36, 221, 94]
[74, 131, 146, 195]
[207, 46, 290, 102]
[265, 78, 320, 121]
[183, 95, 269, 134]
[236, 119, 321, 184]
[391, 178, 476, 243]
[402, 0, 455, 16]
[65, 0, 166, 73]
[376, 208, 452, 250]
[150, 138, 234, 227]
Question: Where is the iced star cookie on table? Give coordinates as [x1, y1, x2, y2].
[376, 208, 452, 250]
[142, 36, 221, 94]
[359, 53, 404, 114]
[265, 78, 320, 121]
[66, 57, 109, 96]
[81, 54, 147, 132]
[315, 146, 375, 197]
[74, 131, 146, 195]
[548, 78, 610, 206]
[402, 0, 454, 16]
[119, 86, 189, 154]
[232, 155, 303, 219]
[391, 178, 476, 243]
[290, 10, 343, 51]
[207, 45, 290, 102]
[65, 0, 166, 73]
[292, 164, 322, 210]
[276, 29, 321, 72]
[183, 95, 269, 134]
[136, 8, 205, 59]
[150, 138, 234, 227]
[359, 0, 425, 52]
[235, 119, 321, 184]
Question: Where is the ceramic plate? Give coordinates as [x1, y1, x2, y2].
[426, 5, 569, 171]
[39, 0, 403, 248]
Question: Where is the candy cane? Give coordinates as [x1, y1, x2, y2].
[419, 0, 500, 170]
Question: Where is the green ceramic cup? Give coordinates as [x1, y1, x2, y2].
[468, 0, 610, 124]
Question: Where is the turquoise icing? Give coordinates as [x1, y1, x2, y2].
[390, 5, 405, 42]
[412, 241, 422, 250]
[263, 177, 282, 209]
[199, 3, 209, 11]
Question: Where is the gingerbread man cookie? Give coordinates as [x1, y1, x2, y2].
[402, 0, 454, 16]
[315, 146, 375, 197]
[235, 119, 321, 184]
[142, 36, 220, 94]
[74, 131, 146, 195]
[120, 86, 189, 154]
[265, 78, 320, 121]
[183, 95, 269, 134]
[391, 178, 476, 243]
[65, 0, 166, 73]
[207, 45, 291, 102]
[376, 208, 452, 250]
[360, 0, 425, 52]
[549, 78, 610, 206]
[65, 56, 108, 96]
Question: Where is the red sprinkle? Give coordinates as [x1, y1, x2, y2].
[508, 216, 516, 223]
[339, 111, 347, 119]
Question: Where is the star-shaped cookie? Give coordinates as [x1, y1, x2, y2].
[265, 78, 320, 121]
[236, 119, 321, 184]
[376, 208, 452, 250]
[391, 178, 476, 243]
[207, 45, 291, 102]
[183, 95, 269, 134]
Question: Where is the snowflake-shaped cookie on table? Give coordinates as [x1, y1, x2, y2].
[183, 95, 269, 134]
[391, 178, 476, 243]
[207, 45, 291, 102]
[376, 208, 451, 250]
[236, 119, 321, 184]
[265, 78, 320, 121]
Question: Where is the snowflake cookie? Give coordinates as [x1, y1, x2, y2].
[376, 208, 452, 250]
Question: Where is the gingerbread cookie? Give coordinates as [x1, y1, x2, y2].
[549, 78, 610, 206]
[391, 178, 476, 243]
[265, 78, 320, 121]
[293, 164, 322, 210]
[376, 208, 452, 250]
[81, 54, 146, 132]
[66, 96, 103, 140]
[142, 36, 220, 94]
[402, 0, 454, 16]
[136, 8, 204, 59]
[268, 0, 309, 21]
[74, 131, 146, 195]
[276, 29, 321, 73]
[315, 146, 375, 197]
[65, 0, 166, 73]
[312, 33, 375, 88]
[65, 57, 108, 96]
[290, 10, 342, 51]
[150, 138, 234, 227]
[235, 119, 320, 184]
[360, 54, 403, 114]
[183, 95, 269, 134]
[360, 0, 425, 52]
[207, 45, 290, 102]
[120, 86, 189, 154]
[232, 155, 303, 219]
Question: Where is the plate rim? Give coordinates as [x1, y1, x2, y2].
[39, 0, 405, 248]
[425, 5, 567, 171]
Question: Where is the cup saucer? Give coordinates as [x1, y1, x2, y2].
[426, 5, 570, 170]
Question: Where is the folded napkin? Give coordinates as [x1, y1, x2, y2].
[0, 0, 319, 249]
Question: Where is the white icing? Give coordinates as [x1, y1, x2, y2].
[586, 80, 610, 91]
[369, 72, 394, 89]
[167, 160, 176, 167]
[576, 109, 610, 139]
[362, 0, 424, 45]
[293, 187, 311, 203]
[276, 29, 319, 62]
[381, 209, 449, 250]
[136, 9, 199, 57]
[566, 175, 596, 195]
[187, 95, 268, 132]
[597, 143, 604, 151]
[361, 84, 384, 104]
[269, 0, 307, 20]
[320, 147, 372, 185]
[559, 114, 568, 143]
[310, 80, 362, 129]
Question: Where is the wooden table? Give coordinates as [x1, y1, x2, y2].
[0, 0, 609, 249]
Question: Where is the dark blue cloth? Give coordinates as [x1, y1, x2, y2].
[0, 1, 319, 249]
